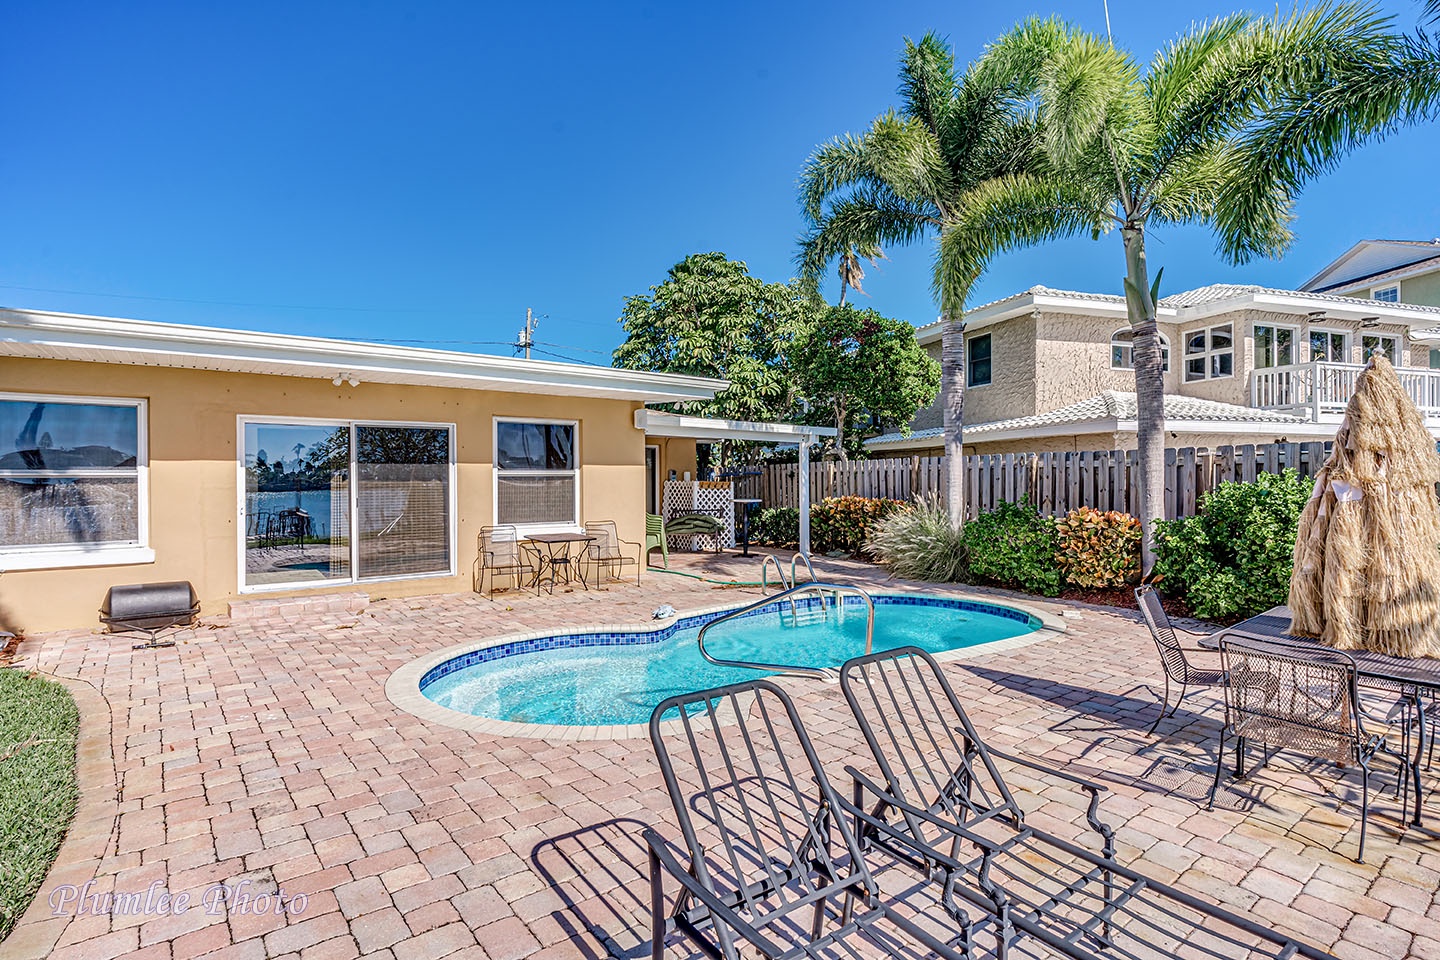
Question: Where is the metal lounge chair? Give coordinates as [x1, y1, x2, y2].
[1135, 585, 1228, 735]
[839, 645, 1338, 960]
[644, 679, 974, 960]
[1210, 637, 1402, 864]
[583, 519, 642, 586]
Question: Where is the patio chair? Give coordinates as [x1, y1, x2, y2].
[583, 519, 642, 586]
[474, 524, 536, 599]
[1210, 637, 1403, 864]
[1135, 585, 1228, 735]
[644, 513, 668, 568]
[838, 645, 1338, 960]
[645, 679, 974, 960]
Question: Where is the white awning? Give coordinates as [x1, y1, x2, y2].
[635, 409, 834, 443]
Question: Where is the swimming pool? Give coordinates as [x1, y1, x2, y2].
[417, 594, 1041, 727]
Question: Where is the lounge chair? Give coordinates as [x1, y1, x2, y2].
[1135, 585, 1228, 735]
[644, 679, 972, 960]
[838, 645, 1338, 960]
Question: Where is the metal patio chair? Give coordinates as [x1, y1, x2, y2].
[645, 679, 974, 960]
[583, 519, 642, 586]
[474, 524, 537, 599]
[838, 646, 1338, 960]
[1210, 637, 1404, 864]
[1135, 585, 1228, 735]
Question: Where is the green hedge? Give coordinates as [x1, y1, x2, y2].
[753, 497, 904, 555]
[962, 500, 1063, 596]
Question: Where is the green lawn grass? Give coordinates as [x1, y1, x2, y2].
[0, 670, 79, 942]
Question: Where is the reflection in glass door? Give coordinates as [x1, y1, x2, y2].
[243, 422, 350, 587]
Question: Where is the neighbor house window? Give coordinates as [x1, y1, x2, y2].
[1253, 325, 1296, 369]
[1431, 348, 1440, 370]
[495, 419, 578, 530]
[967, 334, 992, 387]
[1109, 329, 1170, 371]
[1372, 285, 1400, 303]
[1184, 324, 1234, 381]
[0, 394, 147, 567]
[242, 418, 453, 590]
[1362, 334, 1400, 365]
[1309, 329, 1349, 363]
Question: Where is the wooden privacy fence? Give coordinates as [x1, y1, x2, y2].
[746, 442, 1331, 521]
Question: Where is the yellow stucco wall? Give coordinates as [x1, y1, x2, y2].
[0, 358, 646, 632]
[962, 314, 1037, 424]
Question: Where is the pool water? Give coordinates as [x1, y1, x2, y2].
[419, 596, 1040, 727]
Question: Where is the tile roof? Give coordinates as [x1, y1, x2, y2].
[866, 392, 1308, 447]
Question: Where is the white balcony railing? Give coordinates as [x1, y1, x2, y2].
[1252, 361, 1440, 419]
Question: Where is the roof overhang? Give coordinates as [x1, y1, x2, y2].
[636, 409, 835, 443]
[868, 418, 1334, 448]
[0, 307, 729, 403]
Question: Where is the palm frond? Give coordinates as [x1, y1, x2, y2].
[796, 189, 935, 280]
[799, 113, 954, 221]
[899, 33, 958, 138]
[1040, 33, 1144, 173]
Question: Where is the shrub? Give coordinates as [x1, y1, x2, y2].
[963, 500, 1062, 597]
[1152, 469, 1314, 621]
[810, 496, 905, 555]
[1055, 507, 1142, 588]
[754, 507, 799, 546]
[867, 498, 970, 583]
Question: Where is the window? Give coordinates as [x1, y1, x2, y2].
[241, 418, 453, 590]
[1109, 329, 1170, 371]
[1309, 329, 1349, 364]
[0, 394, 148, 567]
[1253, 325, 1296, 369]
[495, 419, 578, 530]
[1372, 285, 1400, 303]
[1431, 348, 1440, 370]
[1362, 334, 1400, 365]
[1184, 324, 1234, 381]
[967, 334, 992, 387]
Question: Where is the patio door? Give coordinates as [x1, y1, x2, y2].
[645, 445, 659, 515]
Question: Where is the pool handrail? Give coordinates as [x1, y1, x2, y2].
[760, 554, 790, 594]
[696, 582, 875, 681]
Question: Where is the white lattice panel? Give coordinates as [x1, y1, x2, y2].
[662, 480, 736, 551]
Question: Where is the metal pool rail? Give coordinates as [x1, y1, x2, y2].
[696, 582, 876, 681]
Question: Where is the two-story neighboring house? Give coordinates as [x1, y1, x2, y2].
[867, 283, 1440, 456]
[1300, 239, 1440, 365]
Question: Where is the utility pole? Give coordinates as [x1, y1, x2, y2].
[515, 308, 536, 359]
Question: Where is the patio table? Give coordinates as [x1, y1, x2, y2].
[523, 533, 596, 594]
[1207, 605, 1440, 826]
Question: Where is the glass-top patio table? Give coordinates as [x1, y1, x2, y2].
[523, 533, 596, 594]
[1208, 605, 1440, 826]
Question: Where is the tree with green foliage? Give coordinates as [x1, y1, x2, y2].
[948, 6, 1440, 571]
[612, 253, 813, 424]
[790, 305, 939, 460]
[798, 28, 1069, 528]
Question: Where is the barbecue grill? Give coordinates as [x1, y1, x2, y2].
[100, 581, 199, 649]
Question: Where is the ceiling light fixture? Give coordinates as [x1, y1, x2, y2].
[1359, 316, 1380, 328]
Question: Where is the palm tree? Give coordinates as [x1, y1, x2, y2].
[798, 26, 1082, 526]
[952, 4, 1440, 571]
[835, 242, 884, 306]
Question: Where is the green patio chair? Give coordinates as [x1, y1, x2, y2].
[645, 513, 668, 567]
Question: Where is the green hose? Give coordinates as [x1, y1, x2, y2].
[646, 565, 765, 587]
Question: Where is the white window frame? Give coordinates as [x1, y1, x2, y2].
[492, 417, 581, 535]
[1308, 327, 1351, 364]
[1109, 328, 1171, 371]
[0, 392, 153, 570]
[1183, 324, 1235, 382]
[236, 415, 457, 594]
[1253, 323, 1299, 369]
[1371, 284, 1400, 303]
[1361, 333, 1401, 365]
[645, 443, 661, 517]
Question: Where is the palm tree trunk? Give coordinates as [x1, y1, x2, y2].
[834, 399, 848, 463]
[1121, 225, 1165, 574]
[940, 312, 967, 528]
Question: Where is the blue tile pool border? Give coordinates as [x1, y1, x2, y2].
[418, 594, 1041, 691]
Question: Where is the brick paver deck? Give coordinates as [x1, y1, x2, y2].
[6, 551, 1439, 959]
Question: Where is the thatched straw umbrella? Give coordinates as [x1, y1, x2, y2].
[1289, 355, 1440, 657]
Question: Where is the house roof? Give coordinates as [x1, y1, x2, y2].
[0, 307, 729, 403]
[1300, 239, 1440, 293]
[866, 391, 1324, 449]
[634, 409, 834, 443]
[911, 282, 1440, 346]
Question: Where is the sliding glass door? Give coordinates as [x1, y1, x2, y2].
[242, 419, 453, 590]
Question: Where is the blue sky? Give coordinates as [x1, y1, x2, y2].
[4, 1, 1438, 364]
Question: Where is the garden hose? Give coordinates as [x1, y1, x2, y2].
[646, 565, 765, 587]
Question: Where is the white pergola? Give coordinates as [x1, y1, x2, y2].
[634, 409, 835, 557]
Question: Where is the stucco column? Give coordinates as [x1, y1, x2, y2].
[798, 436, 811, 557]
